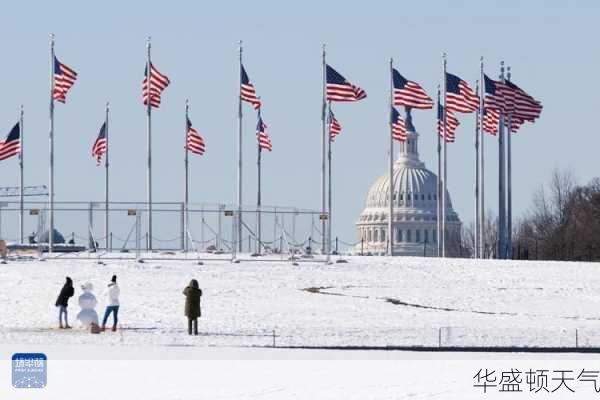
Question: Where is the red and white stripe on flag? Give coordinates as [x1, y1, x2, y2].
[92, 138, 107, 165]
[142, 63, 170, 108]
[241, 83, 261, 109]
[257, 132, 272, 151]
[392, 117, 407, 142]
[53, 58, 78, 104]
[329, 115, 342, 142]
[186, 127, 205, 155]
[0, 139, 21, 161]
[438, 111, 459, 143]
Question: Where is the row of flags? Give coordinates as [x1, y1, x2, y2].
[0, 42, 543, 260]
[0, 54, 541, 170]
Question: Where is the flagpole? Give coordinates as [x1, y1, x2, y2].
[184, 99, 189, 252]
[436, 86, 441, 258]
[479, 57, 485, 258]
[327, 101, 333, 259]
[442, 52, 447, 258]
[237, 40, 243, 253]
[321, 44, 327, 257]
[498, 61, 506, 260]
[506, 66, 513, 259]
[105, 102, 109, 251]
[388, 58, 394, 256]
[19, 105, 24, 244]
[257, 116, 262, 255]
[146, 36, 153, 251]
[49, 33, 55, 254]
[474, 79, 480, 259]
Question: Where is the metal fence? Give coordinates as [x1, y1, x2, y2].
[0, 201, 343, 258]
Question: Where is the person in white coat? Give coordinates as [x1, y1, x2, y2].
[101, 275, 120, 332]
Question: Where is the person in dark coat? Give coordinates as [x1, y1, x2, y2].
[55, 277, 75, 329]
[183, 279, 202, 335]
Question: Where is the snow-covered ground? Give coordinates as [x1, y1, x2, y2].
[1, 252, 599, 349]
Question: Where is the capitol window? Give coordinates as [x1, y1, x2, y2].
[396, 228, 402, 243]
[416, 230, 421, 243]
[406, 230, 412, 243]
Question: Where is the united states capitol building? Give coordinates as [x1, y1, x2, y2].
[355, 109, 462, 256]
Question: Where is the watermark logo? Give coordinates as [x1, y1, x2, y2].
[12, 353, 47, 389]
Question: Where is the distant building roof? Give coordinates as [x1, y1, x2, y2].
[38, 229, 65, 244]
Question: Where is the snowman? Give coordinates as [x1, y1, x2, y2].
[76, 282, 99, 327]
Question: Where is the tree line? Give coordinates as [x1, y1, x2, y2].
[464, 169, 600, 262]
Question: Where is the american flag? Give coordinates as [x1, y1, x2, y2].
[256, 115, 272, 151]
[445, 72, 478, 113]
[391, 107, 407, 142]
[142, 63, 170, 108]
[0, 122, 21, 161]
[437, 102, 459, 143]
[241, 65, 261, 109]
[505, 80, 542, 122]
[392, 69, 433, 109]
[484, 74, 515, 113]
[53, 57, 78, 103]
[326, 65, 367, 102]
[92, 122, 107, 165]
[328, 109, 342, 142]
[186, 117, 205, 155]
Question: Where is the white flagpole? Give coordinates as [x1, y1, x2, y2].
[257, 115, 262, 255]
[237, 41, 243, 253]
[436, 86, 442, 258]
[479, 57, 485, 258]
[105, 102, 109, 251]
[442, 53, 447, 258]
[321, 44, 327, 256]
[498, 61, 506, 259]
[49, 33, 55, 254]
[327, 101, 332, 260]
[506, 66, 513, 259]
[388, 58, 394, 256]
[146, 36, 153, 251]
[184, 99, 189, 252]
[19, 105, 24, 244]
[474, 79, 480, 259]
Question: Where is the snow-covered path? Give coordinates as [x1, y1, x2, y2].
[1, 254, 599, 348]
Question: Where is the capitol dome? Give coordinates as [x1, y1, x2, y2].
[355, 109, 462, 256]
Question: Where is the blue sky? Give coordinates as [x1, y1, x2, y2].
[0, 0, 597, 243]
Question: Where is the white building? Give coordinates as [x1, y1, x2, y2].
[355, 110, 462, 256]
